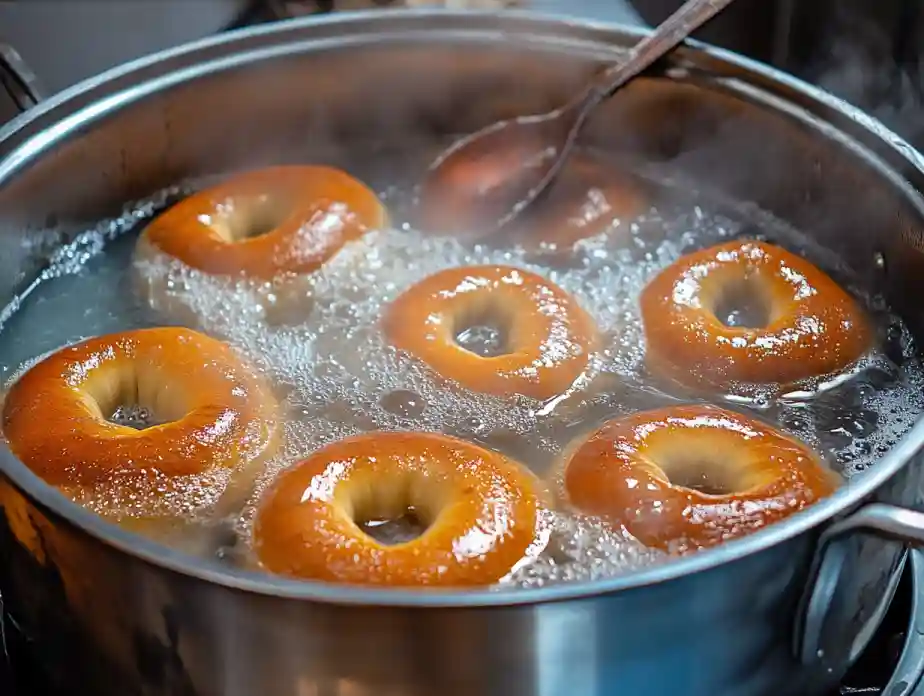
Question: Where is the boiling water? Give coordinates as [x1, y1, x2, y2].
[1, 159, 922, 590]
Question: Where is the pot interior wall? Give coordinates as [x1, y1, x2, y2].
[0, 25, 923, 367]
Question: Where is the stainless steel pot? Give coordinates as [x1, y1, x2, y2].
[3, 10, 924, 696]
[0, 0, 259, 125]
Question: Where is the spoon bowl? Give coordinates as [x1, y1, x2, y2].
[417, 109, 568, 239]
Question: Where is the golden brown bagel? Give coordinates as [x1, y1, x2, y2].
[383, 265, 601, 400]
[253, 431, 548, 586]
[561, 405, 839, 551]
[509, 153, 647, 254]
[640, 240, 871, 389]
[136, 166, 387, 280]
[2, 327, 279, 487]
[416, 148, 645, 244]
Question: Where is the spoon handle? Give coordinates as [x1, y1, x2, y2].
[584, 0, 738, 105]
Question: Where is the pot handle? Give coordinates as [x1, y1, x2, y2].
[818, 503, 924, 544]
[0, 42, 45, 113]
[798, 503, 924, 676]
[884, 549, 924, 696]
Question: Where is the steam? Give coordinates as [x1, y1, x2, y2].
[800, 3, 924, 146]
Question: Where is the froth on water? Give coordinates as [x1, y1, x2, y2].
[2, 162, 923, 588]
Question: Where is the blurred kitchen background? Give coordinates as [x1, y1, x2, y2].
[2, 0, 924, 149]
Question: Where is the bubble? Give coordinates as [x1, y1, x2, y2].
[379, 389, 428, 418]
[109, 404, 157, 430]
[455, 324, 507, 357]
[500, 512, 668, 588]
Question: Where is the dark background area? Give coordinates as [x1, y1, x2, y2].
[633, 0, 924, 153]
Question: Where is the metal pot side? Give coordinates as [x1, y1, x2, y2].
[2, 11, 924, 696]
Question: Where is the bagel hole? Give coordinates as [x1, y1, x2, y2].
[454, 305, 510, 357]
[666, 459, 737, 496]
[221, 196, 291, 241]
[92, 375, 180, 430]
[712, 277, 771, 329]
[109, 404, 161, 430]
[359, 507, 428, 545]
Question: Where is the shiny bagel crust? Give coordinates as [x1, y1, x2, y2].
[561, 404, 839, 551]
[136, 166, 387, 280]
[383, 265, 600, 400]
[254, 431, 548, 586]
[2, 327, 279, 487]
[640, 240, 871, 389]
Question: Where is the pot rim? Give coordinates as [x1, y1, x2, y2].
[2, 9, 923, 607]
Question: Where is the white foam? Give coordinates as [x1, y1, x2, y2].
[499, 511, 668, 588]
